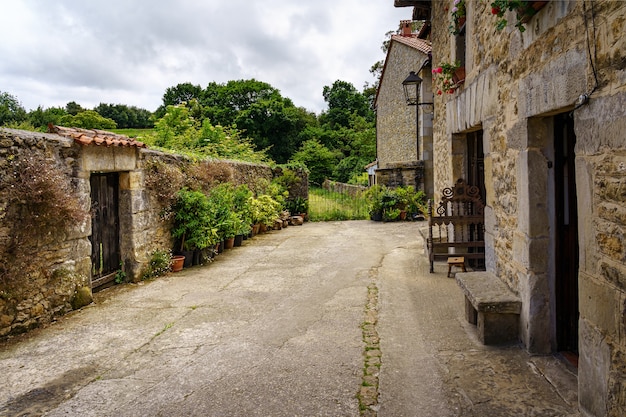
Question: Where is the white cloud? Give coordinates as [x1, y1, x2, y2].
[0, 0, 411, 114]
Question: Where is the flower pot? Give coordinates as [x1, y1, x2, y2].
[252, 224, 261, 236]
[519, 1, 548, 23]
[452, 67, 466, 85]
[193, 249, 203, 265]
[224, 237, 235, 249]
[234, 234, 244, 247]
[171, 255, 185, 272]
[455, 16, 466, 33]
[181, 250, 194, 268]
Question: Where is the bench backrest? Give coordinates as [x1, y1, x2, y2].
[428, 179, 485, 243]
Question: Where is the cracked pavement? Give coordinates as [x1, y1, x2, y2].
[0, 221, 579, 416]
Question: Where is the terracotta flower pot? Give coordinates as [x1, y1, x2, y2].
[452, 67, 466, 85]
[171, 255, 185, 272]
[224, 237, 235, 249]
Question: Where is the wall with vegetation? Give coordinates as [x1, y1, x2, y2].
[0, 128, 276, 338]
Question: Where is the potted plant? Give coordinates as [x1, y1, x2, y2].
[365, 185, 385, 221]
[490, 0, 548, 32]
[394, 186, 411, 220]
[171, 188, 217, 267]
[249, 194, 281, 231]
[286, 196, 309, 220]
[233, 184, 253, 244]
[380, 188, 400, 222]
[449, 0, 467, 35]
[405, 187, 428, 220]
[432, 61, 465, 95]
[220, 211, 238, 249]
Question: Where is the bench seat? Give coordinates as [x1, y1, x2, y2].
[455, 271, 521, 345]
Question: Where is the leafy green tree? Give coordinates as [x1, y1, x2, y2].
[148, 105, 268, 163]
[27, 106, 67, 129]
[65, 101, 84, 116]
[0, 92, 27, 125]
[155, 82, 203, 119]
[290, 139, 340, 185]
[163, 82, 203, 106]
[319, 80, 373, 129]
[94, 103, 153, 128]
[201, 79, 315, 163]
[60, 110, 116, 129]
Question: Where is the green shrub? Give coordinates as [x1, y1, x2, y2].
[142, 249, 173, 280]
[171, 189, 218, 251]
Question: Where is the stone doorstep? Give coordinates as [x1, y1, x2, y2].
[456, 271, 522, 345]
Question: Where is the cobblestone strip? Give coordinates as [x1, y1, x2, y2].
[358, 281, 381, 417]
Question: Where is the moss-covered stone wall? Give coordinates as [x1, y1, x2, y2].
[0, 128, 276, 338]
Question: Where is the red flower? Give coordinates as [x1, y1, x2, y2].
[437, 90, 443, 95]
[491, 7, 500, 15]
[448, 89, 455, 94]
[434, 67, 443, 74]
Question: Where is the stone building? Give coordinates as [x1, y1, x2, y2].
[395, 1, 626, 416]
[374, 21, 434, 197]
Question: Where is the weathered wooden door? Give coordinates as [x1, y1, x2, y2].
[554, 113, 579, 355]
[467, 131, 486, 269]
[90, 173, 120, 290]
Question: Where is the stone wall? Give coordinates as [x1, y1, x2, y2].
[322, 179, 366, 197]
[429, 1, 626, 415]
[0, 128, 275, 338]
[0, 129, 92, 336]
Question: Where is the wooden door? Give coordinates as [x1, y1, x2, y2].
[554, 113, 579, 354]
[89, 173, 120, 290]
[466, 131, 485, 269]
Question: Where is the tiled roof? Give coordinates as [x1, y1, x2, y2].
[391, 35, 432, 55]
[48, 125, 147, 148]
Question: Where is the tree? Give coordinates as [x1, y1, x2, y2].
[27, 106, 67, 129]
[0, 92, 27, 125]
[319, 80, 373, 129]
[94, 103, 154, 128]
[148, 105, 268, 163]
[290, 139, 340, 186]
[65, 101, 84, 116]
[60, 110, 116, 130]
[201, 79, 315, 163]
[154, 82, 203, 119]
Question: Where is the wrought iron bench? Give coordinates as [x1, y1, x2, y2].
[427, 179, 485, 273]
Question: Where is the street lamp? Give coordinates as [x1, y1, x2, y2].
[402, 71, 433, 161]
[402, 71, 423, 105]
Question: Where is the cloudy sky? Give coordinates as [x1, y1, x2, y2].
[0, 1, 411, 115]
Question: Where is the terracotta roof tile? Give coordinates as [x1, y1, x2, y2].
[391, 34, 432, 55]
[48, 124, 147, 148]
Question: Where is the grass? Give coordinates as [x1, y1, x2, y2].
[111, 128, 154, 139]
[308, 187, 369, 221]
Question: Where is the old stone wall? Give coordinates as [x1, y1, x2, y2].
[0, 129, 92, 336]
[322, 179, 366, 197]
[0, 128, 275, 338]
[429, 1, 626, 415]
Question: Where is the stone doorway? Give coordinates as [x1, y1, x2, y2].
[553, 113, 579, 356]
[89, 173, 121, 291]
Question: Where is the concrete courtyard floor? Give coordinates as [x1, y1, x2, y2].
[0, 221, 579, 416]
